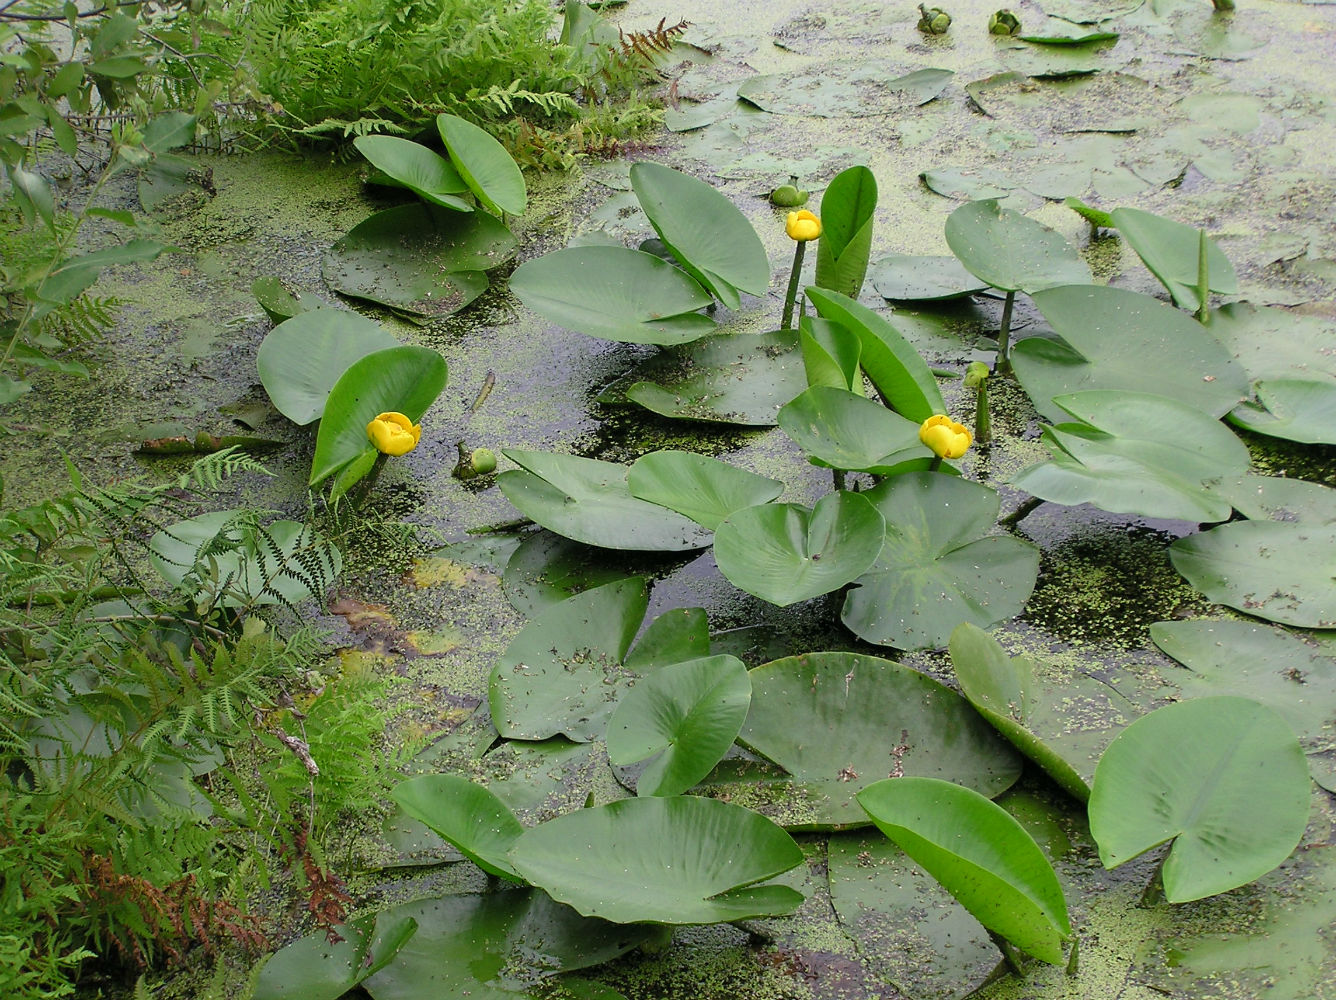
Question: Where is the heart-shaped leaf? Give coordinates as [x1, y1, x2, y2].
[842, 473, 1040, 650]
[352, 134, 472, 211]
[815, 165, 876, 299]
[870, 253, 989, 301]
[606, 654, 751, 797]
[1203, 474, 1336, 526]
[778, 386, 935, 475]
[944, 200, 1090, 293]
[437, 112, 526, 215]
[256, 308, 401, 425]
[1088, 697, 1311, 903]
[626, 451, 784, 530]
[1110, 207, 1235, 311]
[858, 777, 1072, 964]
[623, 607, 712, 671]
[508, 246, 716, 345]
[629, 162, 769, 310]
[714, 492, 885, 607]
[499, 532, 632, 616]
[389, 774, 524, 879]
[506, 797, 805, 924]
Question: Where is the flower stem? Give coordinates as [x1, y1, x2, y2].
[781, 240, 807, 330]
[994, 290, 1016, 373]
[928, 456, 943, 473]
[999, 495, 1043, 527]
[975, 381, 991, 445]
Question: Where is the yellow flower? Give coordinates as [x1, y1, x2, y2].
[366, 411, 422, 456]
[919, 414, 973, 460]
[785, 209, 822, 242]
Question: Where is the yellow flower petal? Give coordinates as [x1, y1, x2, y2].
[918, 414, 973, 459]
[786, 209, 822, 242]
[367, 411, 422, 456]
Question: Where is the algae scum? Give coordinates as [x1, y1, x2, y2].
[15, 0, 1336, 996]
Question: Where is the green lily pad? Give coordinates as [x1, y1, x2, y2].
[1207, 302, 1336, 383]
[1011, 390, 1251, 522]
[1013, 285, 1250, 421]
[507, 797, 805, 924]
[437, 112, 527, 216]
[944, 199, 1091, 294]
[1170, 521, 1336, 629]
[737, 67, 952, 117]
[252, 277, 334, 324]
[920, 166, 1016, 201]
[389, 774, 524, 880]
[1151, 619, 1336, 790]
[256, 308, 401, 425]
[1018, 31, 1119, 44]
[713, 492, 886, 607]
[626, 451, 784, 530]
[352, 134, 472, 211]
[500, 532, 633, 616]
[629, 162, 769, 310]
[623, 607, 712, 671]
[778, 386, 935, 475]
[869, 254, 989, 301]
[1204, 474, 1336, 526]
[1229, 379, 1336, 445]
[323, 203, 515, 318]
[619, 329, 807, 425]
[488, 577, 647, 743]
[1089, 696, 1311, 903]
[1038, 0, 1142, 23]
[815, 164, 876, 300]
[508, 246, 717, 346]
[1110, 207, 1236, 312]
[842, 473, 1041, 651]
[858, 777, 1072, 964]
[254, 910, 418, 1000]
[606, 654, 751, 797]
[498, 451, 714, 552]
[738, 652, 1023, 829]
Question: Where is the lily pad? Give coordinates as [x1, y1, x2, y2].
[498, 451, 714, 552]
[869, 254, 989, 301]
[626, 451, 784, 530]
[713, 492, 886, 607]
[737, 652, 1023, 829]
[500, 532, 632, 616]
[437, 112, 527, 216]
[1204, 474, 1336, 526]
[323, 203, 515, 318]
[389, 774, 524, 880]
[352, 134, 472, 211]
[1110, 207, 1236, 312]
[1011, 390, 1251, 523]
[619, 329, 807, 425]
[920, 166, 1015, 201]
[487, 577, 647, 742]
[253, 910, 418, 1000]
[1207, 302, 1336, 383]
[737, 66, 952, 118]
[1169, 521, 1336, 629]
[778, 386, 935, 475]
[256, 309, 401, 425]
[1088, 696, 1311, 903]
[606, 654, 751, 797]
[508, 246, 717, 346]
[1229, 380, 1336, 445]
[507, 797, 805, 924]
[1012, 284, 1250, 421]
[858, 777, 1072, 964]
[623, 607, 712, 671]
[944, 199, 1091, 294]
[842, 473, 1041, 651]
[252, 277, 333, 324]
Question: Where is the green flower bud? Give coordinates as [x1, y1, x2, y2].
[769, 176, 809, 207]
[963, 361, 991, 389]
[470, 448, 497, 475]
[988, 8, 1021, 34]
[917, 4, 953, 34]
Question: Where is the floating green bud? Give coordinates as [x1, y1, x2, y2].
[470, 448, 498, 475]
[917, 4, 953, 34]
[988, 8, 1021, 34]
[769, 176, 809, 207]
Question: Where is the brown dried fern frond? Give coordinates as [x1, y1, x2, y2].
[617, 18, 691, 64]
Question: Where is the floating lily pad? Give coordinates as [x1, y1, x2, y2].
[389, 774, 524, 880]
[841, 473, 1041, 651]
[352, 134, 471, 211]
[1229, 380, 1336, 445]
[323, 203, 515, 318]
[437, 112, 527, 216]
[944, 199, 1091, 294]
[1204, 474, 1336, 526]
[1018, 31, 1119, 44]
[1169, 521, 1336, 629]
[623, 607, 712, 671]
[920, 166, 1015, 201]
[713, 492, 886, 607]
[778, 386, 934, 475]
[1039, 0, 1142, 21]
[1012, 284, 1250, 421]
[500, 532, 632, 615]
[869, 254, 989, 301]
[498, 451, 714, 552]
[737, 652, 1023, 829]
[737, 66, 952, 117]
[508, 246, 717, 346]
[252, 277, 334, 324]
[254, 910, 418, 1000]
[1207, 302, 1336, 383]
[626, 451, 784, 530]
[620, 330, 807, 425]
[507, 797, 805, 924]
[1089, 696, 1311, 903]
[487, 577, 647, 742]
[1110, 207, 1236, 311]
[1012, 390, 1251, 522]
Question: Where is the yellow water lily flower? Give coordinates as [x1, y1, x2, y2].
[919, 414, 973, 459]
[366, 411, 422, 456]
[785, 209, 822, 242]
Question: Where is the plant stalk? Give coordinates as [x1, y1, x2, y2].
[999, 495, 1043, 527]
[994, 290, 1016, 373]
[987, 930, 1027, 977]
[780, 240, 807, 330]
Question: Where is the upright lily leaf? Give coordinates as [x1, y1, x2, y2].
[779, 386, 935, 475]
[858, 777, 1072, 964]
[815, 165, 876, 299]
[626, 451, 783, 530]
[1013, 285, 1250, 421]
[506, 797, 805, 924]
[257, 308, 400, 425]
[869, 253, 989, 301]
[630, 162, 770, 310]
[488, 578, 647, 742]
[499, 451, 714, 551]
[509, 246, 716, 345]
[798, 316, 862, 392]
[310, 345, 446, 486]
[1012, 390, 1251, 522]
[944, 200, 1090, 293]
[1110, 207, 1235, 311]
[738, 652, 1023, 829]
[352, 134, 472, 211]
[1089, 697, 1311, 903]
[1170, 521, 1336, 629]
[438, 112, 527, 215]
[254, 911, 418, 1000]
[1229, 379, 1336, 445]
[714, 492, 885, 607]
[842, 473, 1040, 651]
[389, 774, 524, 880]
[806, 287, 943, 421]
[606, 654, 751, 797]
